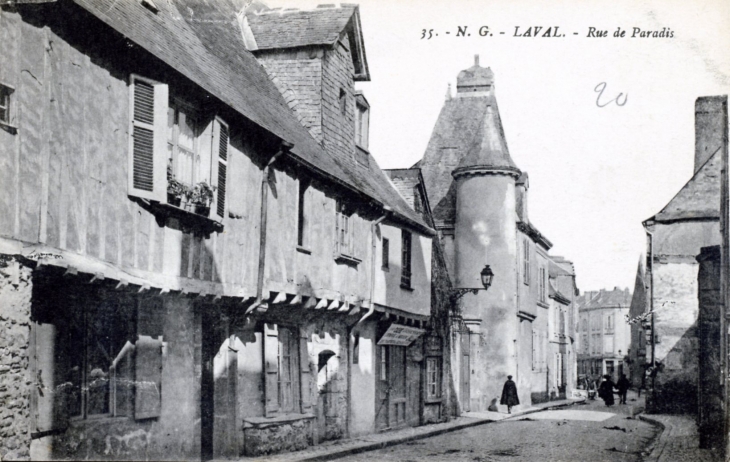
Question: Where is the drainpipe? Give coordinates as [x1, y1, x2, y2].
[645, 228, 655, 392]
[346, 205, 391, 438]
[251, 141, 293, 312]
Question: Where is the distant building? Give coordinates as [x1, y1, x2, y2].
[627, 259, 648, 388]
[577, 288, 632, 383]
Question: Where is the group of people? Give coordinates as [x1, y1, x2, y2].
[498, 373, 632, 415]
[587, 373, 631, 406]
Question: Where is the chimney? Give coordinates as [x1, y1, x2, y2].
[474, 54, 480, 67]
[445, 83, 452, 101]
[694, 96, 728, 173]
[516, 172, 529, 222]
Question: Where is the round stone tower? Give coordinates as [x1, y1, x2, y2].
[452, 58, 521, 412]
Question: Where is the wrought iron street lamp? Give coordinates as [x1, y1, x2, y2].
[450, 265, 494, 302]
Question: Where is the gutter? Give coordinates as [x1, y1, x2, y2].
[248, 141, 293, 313]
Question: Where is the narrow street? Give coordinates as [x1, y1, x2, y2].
[337, 393, 659, 462]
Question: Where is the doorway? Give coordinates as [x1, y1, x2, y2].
[460, 332, 471, 412]
[201, 309, 237, 460]
[375, 345, 407, 431]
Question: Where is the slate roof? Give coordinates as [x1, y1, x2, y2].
[416, 76, 520, 224]
[548, 280, 570, 305]
[247, 5, 356, 49]
[580, 288, 632, 310]
[648, 149, 721, 223]
[384, 169, 421, 211]
[71, 0, 430, 234]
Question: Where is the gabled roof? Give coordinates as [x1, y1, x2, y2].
[647, 148, 721, 223]
[628, 258, 647, 317]
[70, 0, 427, 234]
[246, 4, 370, 81]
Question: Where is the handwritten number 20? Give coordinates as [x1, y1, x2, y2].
[595, 82, 628, 107]
[421, 29, 434, 40]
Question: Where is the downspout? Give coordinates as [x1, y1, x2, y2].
[645, 228, 655, 392]
[251, 141, 293, 312]
[346, 206, 390, 438]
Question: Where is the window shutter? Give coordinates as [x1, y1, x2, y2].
[210, 117, 229, 220]
[134, 335, 163, 420]
[299, 331, 312, 413]
[263, 323, 279, 417]
[334, 208, 341, 256]
[128, 75, 167, 202]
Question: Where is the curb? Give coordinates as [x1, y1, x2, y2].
[637, 414, 668, 462]
[295, 399, 585, 462]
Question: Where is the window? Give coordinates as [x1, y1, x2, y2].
[339, 88, 347, 115]
[523, 239, 530, 285]
[335, 201, 357, 260]
[263, 324, 310, 416]
[379, 346, 387, 380]
[605, 314, 614, 333]
[355, 100, 369, 150]
[538, 267, 546, 303]
[129, 75, 228, 220]
[426, 357, 441, 399]
[277, 327, 300, 413]
[37, 281, 165, 425]
[401, 230, 412, 288]
[0, 83, 14, 127]
[297, 179, 309, 248]
[382, 238, 390, 270]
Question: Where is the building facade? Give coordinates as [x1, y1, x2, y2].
[577, 288, 632, 383]
[640, 96, 725, 414]
[412, 57, 579, 412]
[0, 1, 449, 460]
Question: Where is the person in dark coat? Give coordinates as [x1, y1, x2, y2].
[598, 374, 616, 407]
[616, 374, 631, 404]
[500, 375, 520, 413]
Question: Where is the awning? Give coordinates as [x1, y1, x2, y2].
[377, 324, 426, 346]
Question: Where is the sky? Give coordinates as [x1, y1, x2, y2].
[273, 0, 730, 291]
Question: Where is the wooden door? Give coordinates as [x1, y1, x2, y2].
[388, 346, 407, 429]
[460, 333, 471, 412]
[375, 346, 389, 431]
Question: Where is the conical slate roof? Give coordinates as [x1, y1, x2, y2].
[416, 62, 520, 224]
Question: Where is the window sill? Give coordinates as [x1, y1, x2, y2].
[147, 200, 223, 233]
[537, 301, 549, 309]
[381, 266, 390, 272]
[424, 397, 443, 404]
[296, 245, 312, 255]
[0, 120, 18, 135]
[400, 284, 414, 292]
[335, 253, 361, 266]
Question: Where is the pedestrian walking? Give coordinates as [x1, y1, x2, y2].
[616, 373, 631, 404]
[500, 375, 520, 414]
[587, 377, 597, 400]
[598, 374, 616, 407]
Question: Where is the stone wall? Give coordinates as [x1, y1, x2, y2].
[697, 246, 723, 450]
[0, 257, 32, 461]
[243, 417, 313, 457]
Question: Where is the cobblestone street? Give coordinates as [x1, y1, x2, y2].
[336, 395, 659, 462]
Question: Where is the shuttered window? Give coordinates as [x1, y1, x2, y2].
[128, 75, 167, 201]
[401, 230, 412, 288]
[211, 117, 229, 219]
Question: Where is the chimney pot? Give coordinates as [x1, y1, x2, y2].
[475, 54, 480, 66]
